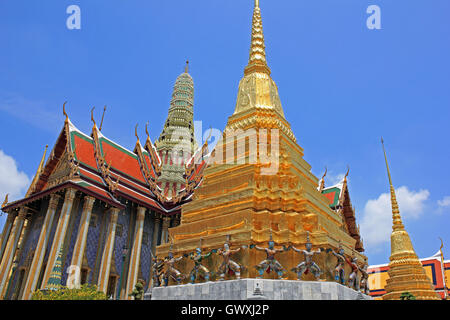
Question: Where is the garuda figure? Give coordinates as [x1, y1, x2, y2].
[253, 233, 287, 279]
[188, 245, 212, 283]
[162, 244, 184, 286]
[346, 254, 359, 290]
[290, 232, 322, 281]
[217, 236, 241, 280]
[359, 261, 370, 295]
[328, 243, 346, 285]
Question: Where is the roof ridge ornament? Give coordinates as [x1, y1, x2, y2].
[91, 107, 97, 128]
[99, 105, 107, 131]
[63, 101, 69, 123]
[135, 123, 140, 143]
[1, 194, 8, 209]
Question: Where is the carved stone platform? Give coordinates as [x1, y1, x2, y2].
[144, 279, 373, 300]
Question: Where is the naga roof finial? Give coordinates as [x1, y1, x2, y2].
[322, 166, 327, 180]
[1, 194, 8, 209]
[145, 121, 150, 138]
[63, 101, 68, 123]
[91, 107, 97, 128]
[99, 105, 107, 131]
[344, 165, 350, 180]
[135, 123, 140, 142]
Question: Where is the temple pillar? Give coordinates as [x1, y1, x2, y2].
[161, 216, 170, 244]
[40, 188, 77, 289]
[0, 207, 27, 299]
[0, 211, 17, 264]
[97, 207, 120, 294]
[152, 213, 161, 252]
[21, 194, 61, 300]
[67, 196, 95, 289]
[124, 206, 146, 299]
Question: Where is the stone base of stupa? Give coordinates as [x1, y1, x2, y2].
[144, 279, 372, 300]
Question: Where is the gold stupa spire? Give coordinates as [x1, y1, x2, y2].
[244, 0, 271, 76]
[381, 138, 440, 300]
[381, 138, 404, 232]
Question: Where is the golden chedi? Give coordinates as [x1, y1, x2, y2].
[156, 0, 367, 283]
[381, 139, 440, 300]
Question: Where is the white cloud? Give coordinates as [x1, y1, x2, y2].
[360, 186, 430, 249]
[0, 150, 30, 203]
[438, 196, 450, 208]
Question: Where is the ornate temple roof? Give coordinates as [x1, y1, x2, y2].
[318, 168, 364, 252]
[2, 100, 209, 215]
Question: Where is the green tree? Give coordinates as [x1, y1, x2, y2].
[129, 282, 144, 300]
[31, 284, 108, 300]
[400, 292, 416, 300]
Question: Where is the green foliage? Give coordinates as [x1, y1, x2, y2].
[400, 292, 416, 300]
[128, 282, 144, 300]
[31, 284, 108, 300]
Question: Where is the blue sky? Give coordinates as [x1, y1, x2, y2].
[0, 0, 449, 266]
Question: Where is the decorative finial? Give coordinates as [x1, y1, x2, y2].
[245, 0, 270, 75]
[381, 137, 393, 186]
[439, 237, 444, 252]
[63, 101, 68, 123]
[344, 165, 350, 179]
[185, 60, 189, 73]
[321, 167, 327, 180]
[91, 107, 97, 127]
[99, 105, 107, 131]
[135, 124, 139, 141]
[1, 194, 8, 208]
[145, 122, 150, 138]
[306, 231, 310, 244]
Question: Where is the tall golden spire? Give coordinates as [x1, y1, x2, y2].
[381, 138, 405, 232]
[381, 138, 440, 300]
[244, 0, 271, 76]
[233, 0, 287, 119]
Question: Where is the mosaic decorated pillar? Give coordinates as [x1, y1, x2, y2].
[125, 206, 146, 299]
[152, 214, 161, 252]
[21, 194, 61, 300]
[67, 195, 95, 289]
[97, 207, 120, 294]
[161, 216, 170, 244]
[0, 211, 17, 264]
[40, 188, 77, 289]
[0, 207, 27, 299]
